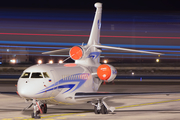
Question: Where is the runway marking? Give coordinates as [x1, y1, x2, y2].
[56, 117, 66, 119]
[76, 115, 86, 116]
[115, 99, 180, 109]
[20, 112, 89, 120]
[3, 99, 180, 120]
[1, 118, 13, 120]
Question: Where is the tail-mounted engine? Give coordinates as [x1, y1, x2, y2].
[69, 46, 85, 60]
[97, 64, 117, 82]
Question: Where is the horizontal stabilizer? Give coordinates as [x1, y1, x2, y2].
[93, 45, 163, 55]
[42, 48, 70, 55]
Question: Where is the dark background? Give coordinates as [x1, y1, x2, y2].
[1, 0, 180, 11]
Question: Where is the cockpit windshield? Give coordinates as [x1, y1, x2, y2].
[31, 72, 43, 78]
[43, 72, 50, 78]
[21, 72, 31, 78]
[20, 72, 50, 78]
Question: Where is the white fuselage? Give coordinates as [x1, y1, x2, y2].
[17, 63, 101, 104]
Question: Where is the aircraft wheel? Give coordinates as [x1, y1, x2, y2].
[31, 112, 40, 119]
[101, 104, 108, 114]
[94, 105, 100, 114]
[41, 104, 47, 114]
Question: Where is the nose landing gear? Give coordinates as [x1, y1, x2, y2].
[31, 99, 47, 119]
[32, 100, 41, 119]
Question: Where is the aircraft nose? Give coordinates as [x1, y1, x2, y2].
[17, 83, 32, 98]
[17, 79, 42, 98]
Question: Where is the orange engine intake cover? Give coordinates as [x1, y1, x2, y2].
[97, 64, 111, 80]
[69, 46, 83, 60]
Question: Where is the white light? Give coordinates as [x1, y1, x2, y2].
[132, 72, 134, 75]
[49, 60, 53, 64]
[38, 60, 42, 64]
[59, 60, 63, 64]
[10, 59, 16, 64]
[104, 60, 108, 64]
[7, 49, 9, 52]
[156, 59, 159, 62]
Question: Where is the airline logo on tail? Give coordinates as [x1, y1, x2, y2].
[87, 52, 100, 59]
[98, 20, 101, 29]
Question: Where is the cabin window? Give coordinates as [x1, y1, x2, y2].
[21, 72, 31, 78]
[31, 72, 43, 78]
[43, 72, 50, 78]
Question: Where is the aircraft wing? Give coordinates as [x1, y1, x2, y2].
[75, 92, 179, 100]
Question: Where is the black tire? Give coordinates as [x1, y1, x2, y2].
[41, 104, 47, 114]
[101, 105, 108, 114]
[31, 113, 35, 118]
[94, 106, 100, 114]
[31, 112, 40, 119]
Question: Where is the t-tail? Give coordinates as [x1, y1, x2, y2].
[42, 2, 163, 66]
[87, 2, 102, 46]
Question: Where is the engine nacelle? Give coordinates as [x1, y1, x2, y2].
[69, 46, 84, 60]
[97, 64, 117, 82]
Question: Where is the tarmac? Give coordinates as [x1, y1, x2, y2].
[1, 80, 180, 120]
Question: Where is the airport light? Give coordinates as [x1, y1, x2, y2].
[10, 59, 16, 64]
[59, 60, 63, 64]
[156, 59, 159, 62]
[49, 60, 53, 64]
[38, 59, 42, 64]
[103, 59, 108, 64]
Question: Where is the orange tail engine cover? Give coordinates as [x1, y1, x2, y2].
[97, 64, 117, 82]
[69, 46, 84, 60]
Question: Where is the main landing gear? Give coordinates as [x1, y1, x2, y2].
[31, 99, 47, 119]
[91, 98, 115, 114]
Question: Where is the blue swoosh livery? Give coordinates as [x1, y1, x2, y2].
[36, 73, 90, 94]
[87, 52, 100, 59]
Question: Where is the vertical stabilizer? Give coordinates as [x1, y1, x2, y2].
[87, 3, 102, 46]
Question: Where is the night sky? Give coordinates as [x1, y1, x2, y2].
[1, 0, 180, 11]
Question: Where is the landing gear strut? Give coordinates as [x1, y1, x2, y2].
[92, 98, 112, 114]
[31, 100, 41, 119]
[31, 100, 47, 119]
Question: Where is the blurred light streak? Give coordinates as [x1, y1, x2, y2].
[0, 45, 66, 49]
[102, 52, 180, 56]
[1, 52, 179, 59]
[1, 33, 180, 39]
[2, 40, 180, 49]
[0, 53, 49, 56]
[0, 27, 179, 33]
[103, 56, 180, 59]
[0, 40, 80, 46]
[0, 49, 46, 53]
[1, 11, 179, 23]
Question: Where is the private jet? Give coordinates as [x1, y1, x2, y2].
[17, 2, 162, 118]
